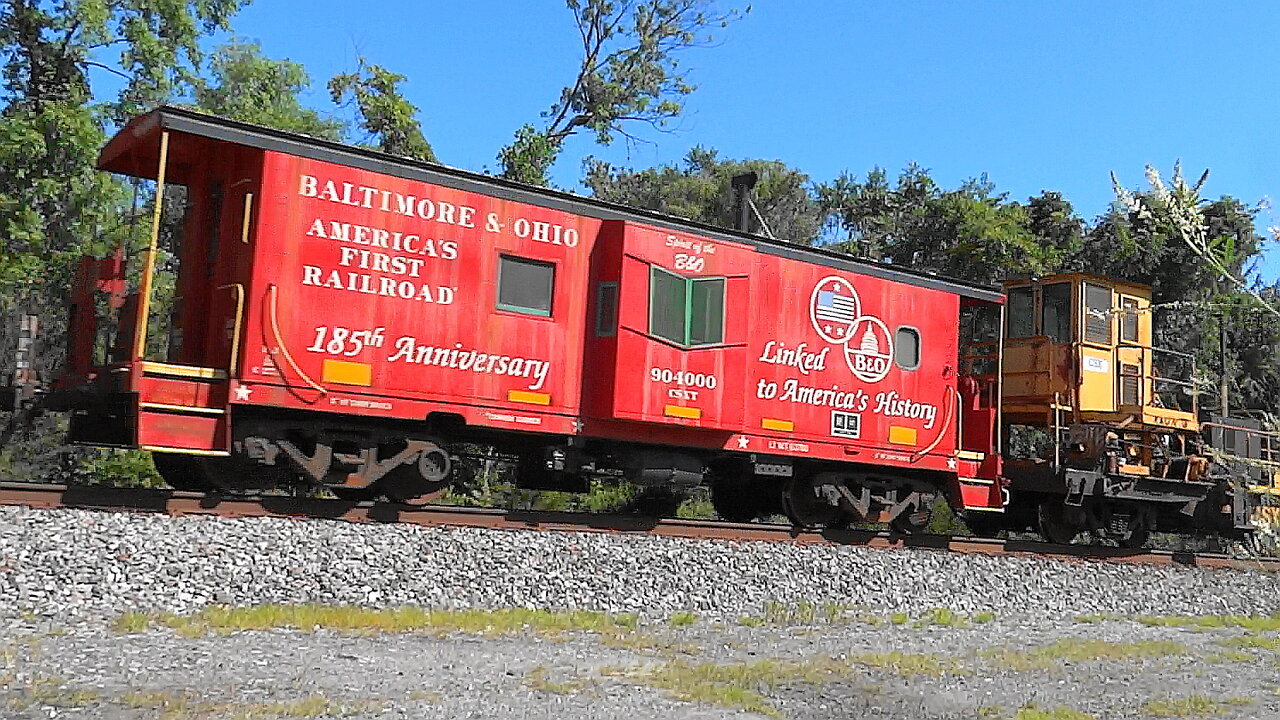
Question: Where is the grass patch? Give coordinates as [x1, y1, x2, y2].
[600, 633, 702, 656]
[4, 676, 99, 710]
[525, 666, 591, 695]
[668, 611, 698, 628]
[1219, 635, 1280, 652]
[631, 656, 849, 718]
[118, 690, 371, 719]
[1140, 695, 1252, 717]
[981, 638, 1188, 672]
[113, 605, 641, 639]
[850, 651, 966, 677]
[915, 608, 969, 628]
[113, 611, 150, 633]
[1013, 703, 1093, 720]
[737, 615, 764, 628]
[1201, 649, 1255, 663]
[973, 611, 997, 624]
[627, 651, 961, 718]
[1136, 613, 1280, 632]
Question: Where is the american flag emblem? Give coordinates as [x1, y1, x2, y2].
[809, 276, 861, 344]
[815, 290, 859, 324]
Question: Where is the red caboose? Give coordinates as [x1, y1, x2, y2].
[58, 108, 1006, 529]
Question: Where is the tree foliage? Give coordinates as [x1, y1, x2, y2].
[194, 39, 343, 139]
[1097, 164, 1274, 415]
[329, 56, 435, 162]
[499, 0, 745, 185]
[584, 146, 820, 244]
[817, 166, 1072, 285]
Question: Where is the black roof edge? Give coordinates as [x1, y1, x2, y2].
[140, 106, 1004, 304]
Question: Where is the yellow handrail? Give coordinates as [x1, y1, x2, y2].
[218, 283, 245, 374]
[133, 130, 170, 360]
[265, 284, 326, 397]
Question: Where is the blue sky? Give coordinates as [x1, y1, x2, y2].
[209, 1, 1280, 277]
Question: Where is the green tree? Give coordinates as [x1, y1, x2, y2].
[584, 146, 821, 244]
[194, 40, 344, 140]
[0, 0, 248, 480]
[817, 166, 1059, 285]
[329, 57, 435, 162]
[1100, 164, 1274, 415]
[499, 0, 745, 185]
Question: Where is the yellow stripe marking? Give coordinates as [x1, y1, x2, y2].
[139, 402, 226, 416]
[956, 450, 986, 461]
[664, 405, 702, 419]
[761, 418, 794, 432]
[139, 361, 227, 380]
[888, 425, 918, 445]
[508, 389, 551, 405]
[322, 359, 372, 387]
[141, 446, 231, 457]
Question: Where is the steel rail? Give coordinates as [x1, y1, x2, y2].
[1, 481, 1275, 572]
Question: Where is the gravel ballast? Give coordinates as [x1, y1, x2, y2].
[2, 505, 1278, 621]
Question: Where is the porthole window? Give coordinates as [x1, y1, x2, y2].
[497, 255, 555, 316]
[895, 327, 920, 370]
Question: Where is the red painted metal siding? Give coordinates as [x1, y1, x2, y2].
[242, 152, 599, 423]
[213, 150, 967, 471]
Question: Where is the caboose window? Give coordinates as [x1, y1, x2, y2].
[1120, 297, 1139, 343]
[497, 255, 555, 316]
[1006, 287, 1033, 338]
[1083, 283, 1113, 344]
[1041, 283, 1072, 343]
[595, 282, 619, 337]
[690, 278, 725, 345]
[649, 266, 725, 346]
[895, 327, 920, 370]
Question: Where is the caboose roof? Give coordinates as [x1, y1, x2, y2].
[100, 106, 1004, 304]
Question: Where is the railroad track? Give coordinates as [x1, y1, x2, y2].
[2, 481, 1276, 572]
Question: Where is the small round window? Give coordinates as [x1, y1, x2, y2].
[895, 327, 920, 370]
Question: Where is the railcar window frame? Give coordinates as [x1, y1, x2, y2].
[595, 281, 619, 337]
[1119, 296, 1140, 344]
[894, 326, 921, 370]
[1006, 287, 1034, 339]
[1040, 282, 1073, 344]
[648, 265, 726, 347]
[1083, 282, 1113, 345]
[496, 254, 556, 317]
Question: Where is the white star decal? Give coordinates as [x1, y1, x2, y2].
[572, 420, 584, 433]
[947, 457, 957, 470]
[736, 435, 750, 450]
[233, 385, 253, 402]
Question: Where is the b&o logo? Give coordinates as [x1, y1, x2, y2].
[845, 315, 892, 383]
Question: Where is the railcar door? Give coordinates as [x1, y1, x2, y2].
[582, 221, 752, 432]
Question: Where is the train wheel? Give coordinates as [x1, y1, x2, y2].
[710, 473, 759, 523]
[889, 503, 933, 535]
[377, 441, 454, 505]
[1038, 501, 1082, 545]
[1118, 524, 1151, 549]
[782, 475, 840, 529]
[152, 452, 217, 492]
